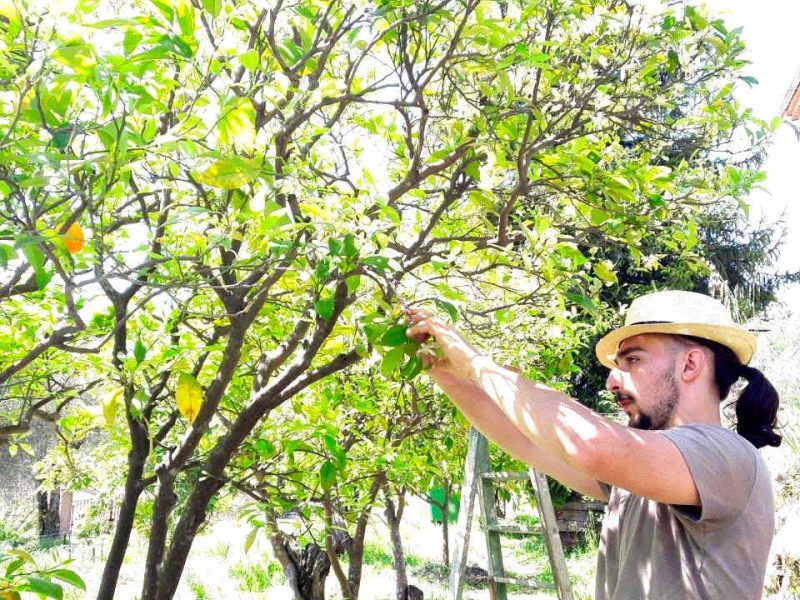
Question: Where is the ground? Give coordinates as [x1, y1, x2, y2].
[49, 494, 598, 600]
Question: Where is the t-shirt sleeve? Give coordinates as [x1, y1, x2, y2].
[659, 425, 757, 527]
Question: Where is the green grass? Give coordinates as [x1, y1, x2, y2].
[362, 541, 394, 567]
[211, 540, 230, 559]
[189, 579, 211, 599]
[361, 541, 424, 569]
[229, 560, 281, 592]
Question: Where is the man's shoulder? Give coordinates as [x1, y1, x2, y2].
[661, 423, 758, 455]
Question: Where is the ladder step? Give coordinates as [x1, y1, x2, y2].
[486, 523, 543, 535]
[480, 471, 529, 481]
[493, 575, 555, 589]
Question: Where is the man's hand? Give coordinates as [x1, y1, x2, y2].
[405, 307, 487, 382]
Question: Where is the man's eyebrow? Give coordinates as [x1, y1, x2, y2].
[613, 346, 646, 365]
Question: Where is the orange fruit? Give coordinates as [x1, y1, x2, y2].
[62, 222, 84, 253]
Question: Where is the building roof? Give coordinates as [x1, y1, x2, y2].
[782, 70, 800, 120]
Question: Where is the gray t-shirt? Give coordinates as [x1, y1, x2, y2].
[596, 424, 773, 600]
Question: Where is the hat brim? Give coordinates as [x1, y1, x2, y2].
[595, 323, 757, 369]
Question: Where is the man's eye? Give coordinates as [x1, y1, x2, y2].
[627, 357, 639, 364]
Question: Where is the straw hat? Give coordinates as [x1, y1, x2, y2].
[595, 290, 757, 369]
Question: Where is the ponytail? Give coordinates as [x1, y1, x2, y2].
[735, 365, 781, 449]
[679, 335, 781, 449]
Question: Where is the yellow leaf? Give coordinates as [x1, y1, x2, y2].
[176, 372, 203, 423]
[194, 159, 256, 190]
[593, 260, 618, 284]
[103, 388, 123, 428]
[63, 222, 85, 253]
[0, 0, 17, 21]
[299, 202, 331, 222]
[218, 99, 256, 151]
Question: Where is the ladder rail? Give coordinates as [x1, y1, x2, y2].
[448, 428, 574, 600]
[530, 468, 574, 600]
[447, 428, 483, 600]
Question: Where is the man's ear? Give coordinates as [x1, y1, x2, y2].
[680, 347, 708, 383]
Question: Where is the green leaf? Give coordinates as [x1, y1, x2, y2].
[685, 6, 707, 31]
[666, 49, 679, 74]
[201, 0, 221, 16]
[22, 576, 63, 599]
[323, 435, 346, 468]
[149, 0, 174, 20]
[319, 460, 336, 491]
[343, 234, 358, 259]
[328, 237, 343, 256]
[434, 299, 458, 322]
[123, 28, 143, 56]
[380, 346, 406, 377]
[0, 242, 16, 268]
[134, 339, 147, 364]
[255, 438, 276, 459]
[5, 557, 24, 576]
[739, 75, 758, 87]
[363, 256, 391, 272]
[401, 355, 423, 380]
[21, 245, 51, 290]
[363, 323, 388, 344]
[565, 293, 598, 315]
[50, 569, 86, 591]
[345, 275, 361, 294]
[380, 324, 408, 347]
[239, 49, 259, 71]
[315, 298, 335, 321]
[52, 41, 96, 77]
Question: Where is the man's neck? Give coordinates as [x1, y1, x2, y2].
[670, 388, 722, 427]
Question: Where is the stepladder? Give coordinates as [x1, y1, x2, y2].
[448, 428, 573, 600]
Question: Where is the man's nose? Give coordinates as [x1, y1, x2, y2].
[606, 367, 623, 392]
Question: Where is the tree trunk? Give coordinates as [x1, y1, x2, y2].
[296, 543, 331, 599]
[385, 490, 408, 600]
[96, 423, 149, 600]
[385, 488, 423, 600]
[267, 510, 332, 600]
[141, 470, 178, 600]
[345, 475, 384, 599]
[37, 487, 60, 538]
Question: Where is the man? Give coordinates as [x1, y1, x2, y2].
[406, 290, 780, 599]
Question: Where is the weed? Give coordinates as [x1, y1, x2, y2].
[189, 579, 210, 599]
[405, 553, 422, 567]
[211, 540, 231, 559]
[362, 542, 394, 568]
[229, 560, 280, 592]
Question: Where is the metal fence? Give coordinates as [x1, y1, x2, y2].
[0, 494, 119, 556]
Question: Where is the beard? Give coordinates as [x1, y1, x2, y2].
[619, 368, 679, 431]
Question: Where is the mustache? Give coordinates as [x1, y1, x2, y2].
[615, 392, 634, 402]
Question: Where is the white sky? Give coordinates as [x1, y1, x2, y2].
[702, 0, 800, 278]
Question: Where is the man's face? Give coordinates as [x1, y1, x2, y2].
[605, 333, 681, 430]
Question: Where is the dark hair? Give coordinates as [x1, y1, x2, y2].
[679, 335, 781, 449]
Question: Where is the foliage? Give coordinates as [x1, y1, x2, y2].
[0, 549, 85, 600]
[0, 0, 773, 597]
